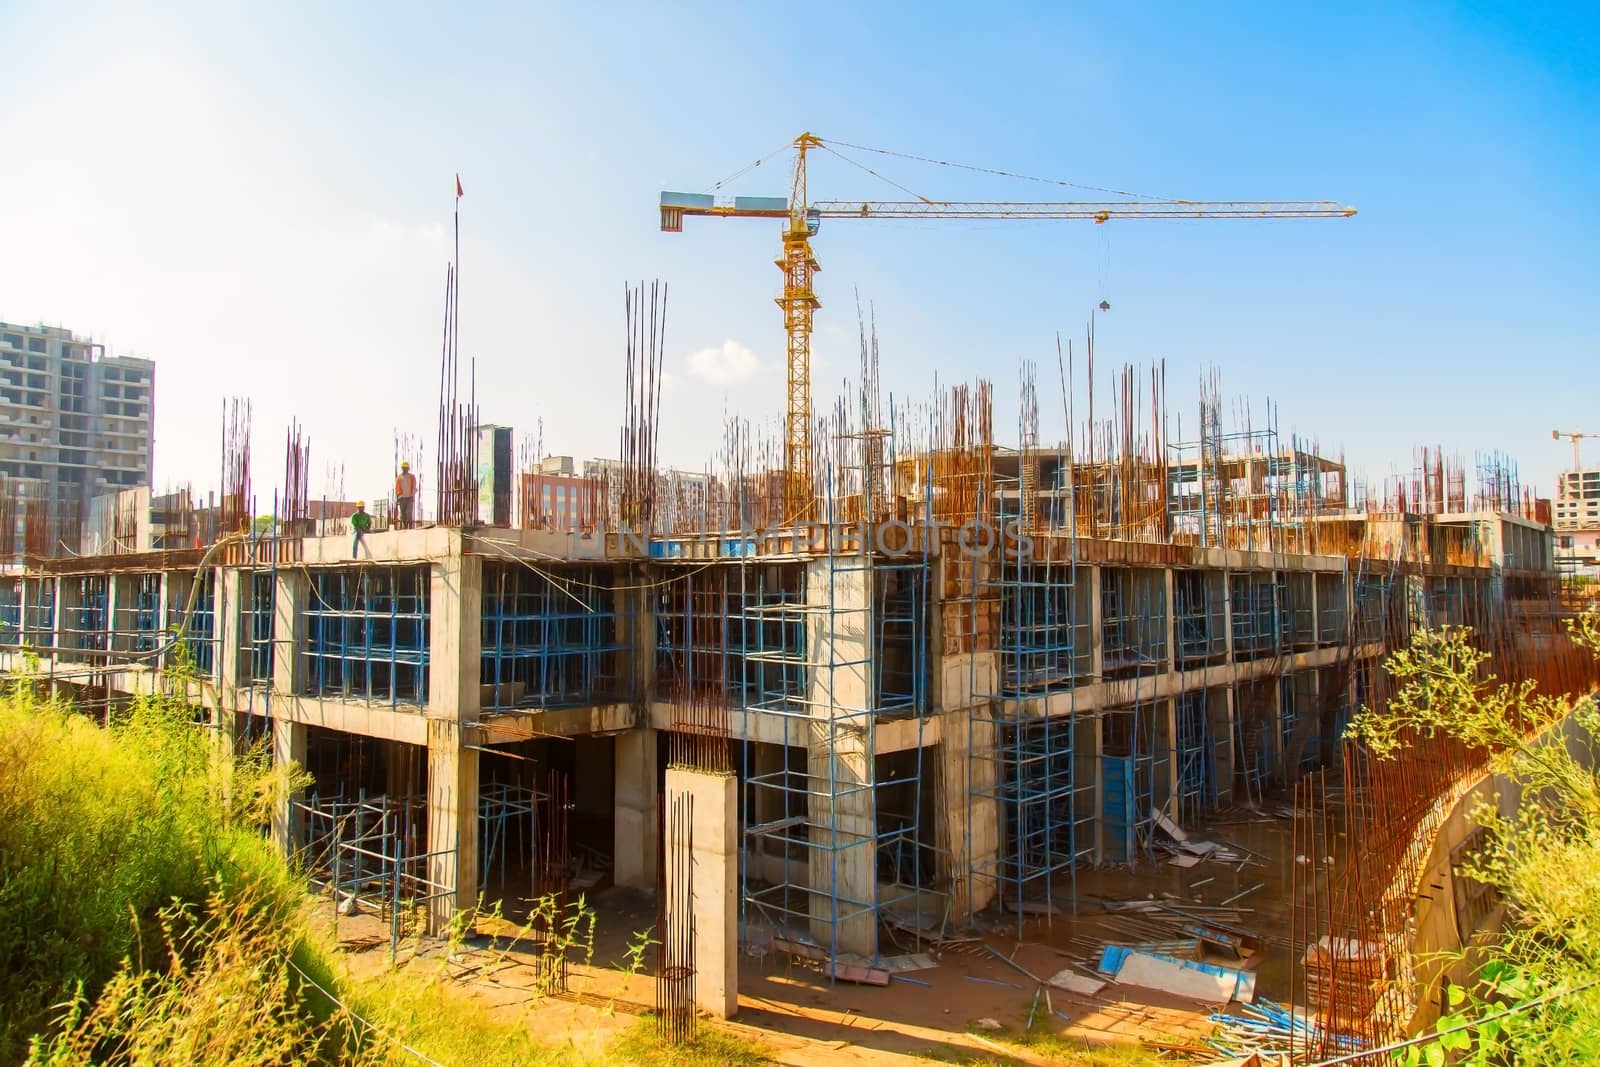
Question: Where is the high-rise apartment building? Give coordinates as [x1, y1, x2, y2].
[1554, 467, 1600, 531]
[0, 321, 154, 512]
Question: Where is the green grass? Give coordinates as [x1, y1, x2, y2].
[956, 1018, 1175, 1066]
[608, 1023, 773, 1066]
[0, 681, 299, 1060]
[0, 678, 774, 1066]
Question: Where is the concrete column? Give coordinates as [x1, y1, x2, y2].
[936, 651, 998, 917]
[428, 556, 482, 720]
[55, 576, 80, 653]
[1088, 565, 1104, 679]
[273, 569, 308, 696]
[805, 557, 876, 957]
[1221, 570, 1237, 660]
[663, 766, 738, 1019]
[217, 567, 244, 706]
[1309, 571, 1321, 646]
[105, 573, 126, 659]
[1267, 680, 1286, 780]
[1163, 569, 1177, 672]
[1155, 697, 1178, 821]
[271, 716, 307, 853]
[1208, 687, 1236, 806]
[427, 718, 480, 930]
[1080, 712, 1106, 863]
[614, 728, 660, 890]
[623, 564, 656, 702]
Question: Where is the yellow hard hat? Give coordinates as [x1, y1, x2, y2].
[357, 500, 366, 508]
[401, 461, 410, 469]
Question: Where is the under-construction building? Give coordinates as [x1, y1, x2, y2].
[0, 361, 1558, 1021]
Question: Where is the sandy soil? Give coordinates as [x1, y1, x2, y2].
[314, 806, 1313, 1065]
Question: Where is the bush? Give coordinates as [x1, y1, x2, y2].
[0, 683, 296, 1060]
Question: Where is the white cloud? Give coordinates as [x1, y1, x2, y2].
[686, 339, 760, 386]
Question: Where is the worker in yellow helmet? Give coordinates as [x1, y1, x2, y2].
[351, 500, 371, 558]
[395, 461, 418, 529]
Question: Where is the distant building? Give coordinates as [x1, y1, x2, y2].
[520, 470, 603, 531]
[1554, 467, 1600, 577]
[1555, 468, 1600, 530]
[0, 321, 153, 514]
[578, 458, 714, 531]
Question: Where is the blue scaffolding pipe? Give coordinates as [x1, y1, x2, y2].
[736, 453, 932, 970]
[0, 577, 20, 646]
[303, 565, 430, 706]
[25, 577, 55, 647]
[480, 562, 630, 711]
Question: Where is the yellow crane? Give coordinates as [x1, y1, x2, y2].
[1553, 429, 1594, 472]
[661, 132, 1358, 515]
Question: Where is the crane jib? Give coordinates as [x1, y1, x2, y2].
[660, 191, 1357, 230]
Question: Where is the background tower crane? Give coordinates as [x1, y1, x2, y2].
[661, 132, 1358, 517]
[1553, 429, 1593, 472]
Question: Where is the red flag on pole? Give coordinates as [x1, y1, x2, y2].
[455, 174, 463, 199]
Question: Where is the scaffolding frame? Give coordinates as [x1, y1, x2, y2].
[293, 793, 453, 963]
[119, 573, 163, 655]
[481, 562, 631, 711]
[0, 577, 20, 646]
[968, 482, 1096, 923]
[24, 577, 55, 646]
[1167, 423, 1337, 552]
[1102, 567, 1168, 674]
[1173, 690, 1221, 820]
[736, 469, 932, 967]
[1279, 670, 1319, 774]
[65, 575, 108, 660]
[478, 780, 543, 889]
[1231, 570, 1285, 659]
[1316, 571, 1348, 646]
[303, 565, 430, 706]
[246, 570, 276, 685]
[1174, 569, 1227, 666]
[174, 569, 217, 674]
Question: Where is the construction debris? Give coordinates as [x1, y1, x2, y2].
[1047, 969, 1107, 997]
[1098, 945, 1257, 1005]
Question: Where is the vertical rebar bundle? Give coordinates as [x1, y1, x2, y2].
[656, 789, 696, 1044]
[283, 420, 311, 528]
[619, 281, 667, 535]
[0, 478, 16, 560]
[434, 261, 479, 527]
[219, 397, 252, 536]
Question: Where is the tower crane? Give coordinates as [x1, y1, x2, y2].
[1553, 429, 1593, 472]
[661, 132, 1358, 516]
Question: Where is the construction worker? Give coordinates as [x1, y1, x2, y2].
[395, 460, 418, 529]
[351, 500, 371, 558]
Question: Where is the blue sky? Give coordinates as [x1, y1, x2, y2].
[0, 2, 1594, 506]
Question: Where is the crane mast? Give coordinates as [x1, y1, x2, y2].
[662, 132, 1358, 519]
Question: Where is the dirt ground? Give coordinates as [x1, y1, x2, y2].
[317, 805, 1315, 1065]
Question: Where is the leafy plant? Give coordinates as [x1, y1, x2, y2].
[1352, 616, 1600, 1066]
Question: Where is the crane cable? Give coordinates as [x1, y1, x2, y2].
[824, 136, 1173, 201]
